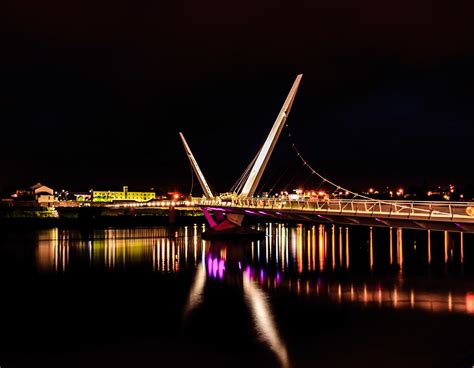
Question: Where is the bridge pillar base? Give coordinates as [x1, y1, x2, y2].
[202, 224, 265, 240]
[201, 210, 265, 239]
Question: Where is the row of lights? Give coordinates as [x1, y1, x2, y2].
[368, 188, 404, 196]
[113, 201, 197, 208]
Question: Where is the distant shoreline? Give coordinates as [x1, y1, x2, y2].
[0, 206, 205, 229]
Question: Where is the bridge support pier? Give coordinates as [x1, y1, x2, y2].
[201, 208, 265, 239]
[168, 205, 176, 224]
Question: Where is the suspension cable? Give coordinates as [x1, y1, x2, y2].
[189, 164, 194, 197]
[285, 126, 377, 202]
[283, 127, 452, 216]
[230, 148, 261, 194]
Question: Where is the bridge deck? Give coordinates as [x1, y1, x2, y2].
[200, 198, 474, 232]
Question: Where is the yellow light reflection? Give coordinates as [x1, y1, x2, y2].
[389, 227, 393, 265]
[184, 226, 188, 263]
[37, 228, 202, 273]
[319, 225, 325, 271]
[317, 281, 474, 315]
[397, 228, 403, 271]
[311, 225, 316, 272]
[338, 226, 343, 267]
[36, 228, 67, 273]
[444, 231, 449, 263]
[427, 230, 431, 265]
[369, 227, 373, 271]
[324, 230, 328, 267]
[345, 227, 350, 269]
[307, 230, 311, 272]
[275, 225, 280, 265]
[297, 224, 303, 273]
[331, 225, 335, 269]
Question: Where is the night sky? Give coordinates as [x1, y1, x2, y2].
[1, 0, 473, 194]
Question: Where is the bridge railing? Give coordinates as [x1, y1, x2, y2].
[199, 198, 474, 220]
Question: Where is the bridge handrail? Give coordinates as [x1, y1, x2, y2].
[197, 197, 474, 218]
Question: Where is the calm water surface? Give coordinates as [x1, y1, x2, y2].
[1, 223, 474, 368]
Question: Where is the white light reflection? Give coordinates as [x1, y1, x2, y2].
[243, 270, 290, 368]
[183, 263, 206, 319]
[36, 228, 68, 273]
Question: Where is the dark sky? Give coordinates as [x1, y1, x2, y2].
[1, 0, 473, 194]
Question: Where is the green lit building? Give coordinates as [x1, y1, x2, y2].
[92, 186, 156, 203]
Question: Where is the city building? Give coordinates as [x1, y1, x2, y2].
[73, 192, 92, 202]
[31, 183, 56, 206]
[92, 186, 155, 203]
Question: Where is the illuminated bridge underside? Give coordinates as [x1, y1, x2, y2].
[200, 199, 474, 233]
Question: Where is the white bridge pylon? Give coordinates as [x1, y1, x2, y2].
[239, 74, 302, 199]
[179, 132, 214, 199]
[180, 74, 303, 229]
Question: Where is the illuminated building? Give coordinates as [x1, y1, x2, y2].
[32, 183, 56, 206]
[72, 192, 92, 202]
[12, 183, 57, 206]
[92, 186, 155, 203]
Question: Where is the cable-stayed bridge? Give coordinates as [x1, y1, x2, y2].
[180, 74, 474, 235]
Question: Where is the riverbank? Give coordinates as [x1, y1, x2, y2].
[0, 206, 205, 229]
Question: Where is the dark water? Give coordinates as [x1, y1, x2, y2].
[1, 223, 474, 368]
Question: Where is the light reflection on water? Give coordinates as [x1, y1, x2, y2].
[34, 223, 474, 317]
[30, 223, 474, 367]
[243, 268, 290, 368]
[35, 225, 207, 273]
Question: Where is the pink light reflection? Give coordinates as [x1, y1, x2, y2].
[207, 257, 213, 276]
[212, 258, 218, 278]
[466, 292, 474, 313]
[218, 260, 225, 280]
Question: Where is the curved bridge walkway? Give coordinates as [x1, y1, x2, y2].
[199, 198, 474, 233]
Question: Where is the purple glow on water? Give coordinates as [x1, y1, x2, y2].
[245, 210, 258, 215]
[245, 266, 252, 280]
[206, 256, 226, 280]
[243, 266, 253, 282]
[238, 261, 241, 270]
[276, 272, 281, 285]
[207, 257, 213, 276]
[213, 259, 218, 278]
[455, 223, 462, 228]
[260, 269, 264, 284]
[218, 260, 225, 280]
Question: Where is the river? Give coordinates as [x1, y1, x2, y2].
[0, 223, 473, 367]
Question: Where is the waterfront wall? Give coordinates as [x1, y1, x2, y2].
[0, 206, 204, 227]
